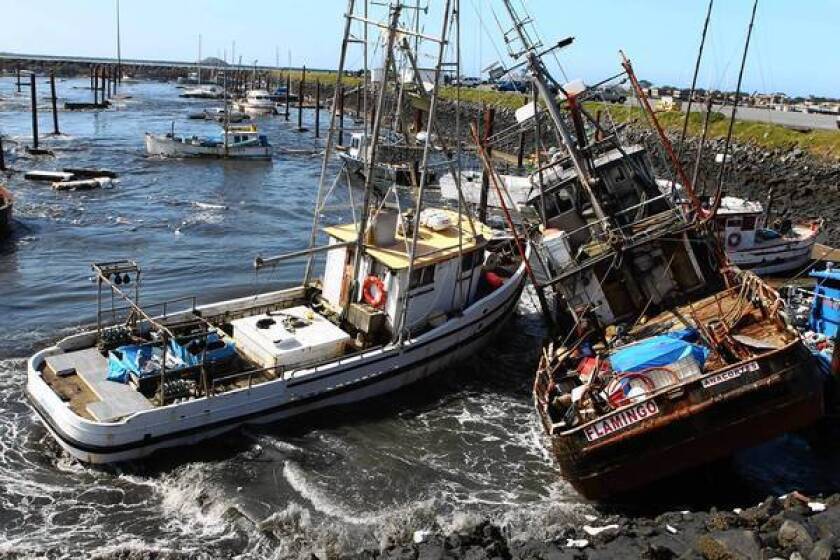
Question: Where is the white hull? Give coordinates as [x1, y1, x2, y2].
[727, 226, 818, 275]
[27, 263, 526, 463]
[144, 133, 271, 160]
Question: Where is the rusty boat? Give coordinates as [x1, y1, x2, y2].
[489, 1, 826, 499]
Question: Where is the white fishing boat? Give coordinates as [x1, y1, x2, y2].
[236, 89, 277, 115]
[660, 181, 820, 276]
[715, 196, 820, 275]
[144, 124, 272, 160]
[28, 1, 528, 464]
[180, 84, 225, 99]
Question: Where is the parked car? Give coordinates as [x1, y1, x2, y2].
[457, 76, 482, 88]
[495, 79, 529, 93]
[595, 87, 627, 104]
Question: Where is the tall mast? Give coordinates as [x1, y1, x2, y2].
[709, 0, 758, 217]
[677, 0, 714, 159]
[499, 0, 609, 232]
[303, 0, 358, 284]
[396, 0, 454, 340]
[347, 4, 403, 304]
[197, 34, 202, 85]
[115, 0, 122, 84]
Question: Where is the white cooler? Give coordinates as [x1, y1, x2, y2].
[232, 306, 351, 370]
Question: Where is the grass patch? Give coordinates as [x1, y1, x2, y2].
[433, 83, 840, 160]
[585, 102, 840, 160]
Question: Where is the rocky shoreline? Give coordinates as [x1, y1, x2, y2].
[339, 492, 840, 560]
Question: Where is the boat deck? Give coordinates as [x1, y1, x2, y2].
[44, 348, 153, 422]
[633, 286, 795, 371]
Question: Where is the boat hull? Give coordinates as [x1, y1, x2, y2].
[144, 133, 271, 160]
[27, 265, 526, 463]
[538, 343, 824, 500]
[727, 226, 818, 275]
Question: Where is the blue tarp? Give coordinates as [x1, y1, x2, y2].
[107, 342, 159, 383]
[107, 333, 236, 383]
[168, 332, 236, 367]
[610, 331, 709, 373]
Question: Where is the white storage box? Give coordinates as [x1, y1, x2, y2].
[232, 306, 352, 370]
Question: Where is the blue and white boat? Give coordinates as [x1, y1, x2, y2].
[786, 265, 840, 375]
[144, 124, 272, 160]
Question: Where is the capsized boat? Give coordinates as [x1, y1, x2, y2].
[144, 124, 272, 160]
[490, 2, 824, 500]
[27, 1, 527, 464]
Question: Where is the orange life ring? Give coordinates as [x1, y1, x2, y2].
[362, 276, 387, 308]
[727, 232, 742, 248]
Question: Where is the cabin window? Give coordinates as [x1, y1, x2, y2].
[461, 248, 484, 271]
[352, 138, 360, 149]
[409, 265, 435, 289]
[742, 216, 757, 231]
[727, 218, 742, 228]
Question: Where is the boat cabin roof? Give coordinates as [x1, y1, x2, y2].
[717, 196, 763, 216]
[323, 209, 492, 271]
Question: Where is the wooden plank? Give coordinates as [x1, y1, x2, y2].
[45, 348, 152, 422]
[812, 243, 840, 263]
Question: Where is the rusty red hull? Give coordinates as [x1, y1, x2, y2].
[538, 344, 824, 501]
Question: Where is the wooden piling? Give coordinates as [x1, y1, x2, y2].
[90, 65, 95, 90]
[16, 65, 21, 93]
[314, 80, 320, 138]
[338, 86, 345, 146]
[30, 73, 39, 149]
[284, 74, 290, 121]
[50, 72, 60, 135]
[93, 68, 99, 105]
[100, 67, 106, 101]
[105, 68, 111, 99]
[297, 65, 306, 130]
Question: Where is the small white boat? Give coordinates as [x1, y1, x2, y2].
[236, 89, 277, 115]
[715, 196, 820, 275]
[180, 84, 225, 99]
[144, 124, 272, 160]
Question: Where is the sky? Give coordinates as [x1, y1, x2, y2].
[1, 0, 837, 98]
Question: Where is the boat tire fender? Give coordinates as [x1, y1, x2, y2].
[727, 232, 742, 248]
[362, 276, 387, 308]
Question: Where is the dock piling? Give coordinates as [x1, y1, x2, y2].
[93, 67, 99, 105]
[30, 73, 39, 149]
[284, 74, 290, 121]
[0, 135, 5, 171]
[50, 72, 60, 135]
[16, 65, 21, 93]
[297, 65, 306, 131]
[315, 80, 321, 138]
[338, 86, 345, 146]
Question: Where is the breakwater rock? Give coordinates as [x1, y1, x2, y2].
[340, 493, 840, 559]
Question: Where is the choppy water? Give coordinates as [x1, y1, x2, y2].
[0, 77, 839, 558]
